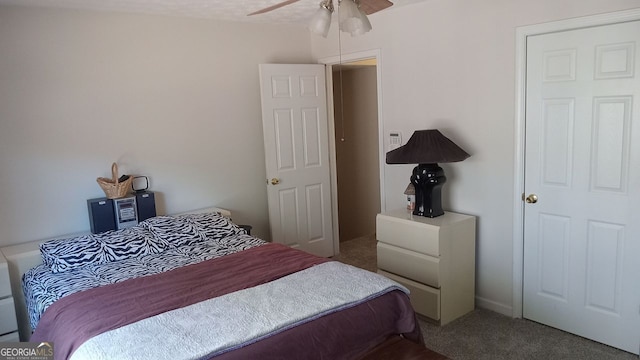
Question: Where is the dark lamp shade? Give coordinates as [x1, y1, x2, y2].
[386, 129, 470, 164]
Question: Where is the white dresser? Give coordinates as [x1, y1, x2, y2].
[376, 209, 476, 325]
[0, 250, 19, 341]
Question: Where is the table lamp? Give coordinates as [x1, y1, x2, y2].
[386, 129, 470, 217]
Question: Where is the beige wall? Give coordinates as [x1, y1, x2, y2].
[0, 5, 313, 246]
[311, 0, 640, 315]
[333, 67, 380, 242]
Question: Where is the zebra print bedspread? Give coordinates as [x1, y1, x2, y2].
[23, 233, 266, 330]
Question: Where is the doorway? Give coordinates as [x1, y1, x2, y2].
[332, 61, 380, 243]
[319, 49, 385, 250]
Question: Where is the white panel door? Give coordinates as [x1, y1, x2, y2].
[524, 21, 640, 354]
[259, 64, 334, 257]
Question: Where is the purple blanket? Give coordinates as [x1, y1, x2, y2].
[31, 243, 421, 359]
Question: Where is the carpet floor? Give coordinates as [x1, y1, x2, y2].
[332, 234, 638, 360]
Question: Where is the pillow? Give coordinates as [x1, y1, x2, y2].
[40, 235, 103, 273]
[40, 227, 168, 273]
[140, 212, 247, 248]
[177, 212, 247, 242]
[40, 211, 247, 272]
[139, 216, 206, 248]
[94, 226, 170, 262]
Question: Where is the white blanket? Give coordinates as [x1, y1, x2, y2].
[70, 262, 408, 360]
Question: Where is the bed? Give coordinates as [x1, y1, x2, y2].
[10, 209, 422, 360]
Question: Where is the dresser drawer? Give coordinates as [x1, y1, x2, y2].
[378, 270, 440, 320]
[377, 242, 440, 288]
[0, 262, 10, 299]
[376, 214, 439, 257]
[0, 297, 18, 335]
[0, 331, 19, 342]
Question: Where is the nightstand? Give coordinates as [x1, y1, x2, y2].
[239, 224, 252, 235]
[0, 251, 19, 341]
[376, 209, 476, 325]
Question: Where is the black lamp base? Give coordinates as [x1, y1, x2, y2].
[410, 163, 446, 217]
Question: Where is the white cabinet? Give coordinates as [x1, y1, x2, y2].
[0, 251, 18, 340]
[376, 209, 476, 325]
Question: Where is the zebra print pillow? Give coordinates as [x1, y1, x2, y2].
[40, 227, 168, 273]
[95, 227, 170, 262]
[177, 212, 247, 241]
[40, 211, 246, 273]
[139, 216, 206, 247]
[140, 212, 246, 247]
[40, 235, 104, 273]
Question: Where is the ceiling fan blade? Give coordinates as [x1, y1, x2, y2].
[247, 0, 302, 16]
[359, 0, 393, 15]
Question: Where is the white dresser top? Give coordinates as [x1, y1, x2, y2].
[380, 209, 474, 227]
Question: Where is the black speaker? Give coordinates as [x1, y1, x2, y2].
[135, 191, 156, 222]
[87, 198, 116, 234]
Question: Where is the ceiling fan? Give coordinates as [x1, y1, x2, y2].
[249, 0, 393, 37]
[248, 0, 393, 17]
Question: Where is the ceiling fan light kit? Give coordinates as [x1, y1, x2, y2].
[338, 0, 372, 36]
[308, 0, 334, 38]
[250, 0, 390, 37]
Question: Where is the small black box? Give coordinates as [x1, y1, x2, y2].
[135, 191, 157, 222]
[87, 197, 116, 234]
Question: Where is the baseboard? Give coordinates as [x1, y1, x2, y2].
[475, 296, 513, 317]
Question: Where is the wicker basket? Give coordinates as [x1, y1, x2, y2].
[96, 162, 133, 199]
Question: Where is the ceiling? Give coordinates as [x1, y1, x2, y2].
[0, 0, 425, 25]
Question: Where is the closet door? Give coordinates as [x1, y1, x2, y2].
[523, 20, 640, 354]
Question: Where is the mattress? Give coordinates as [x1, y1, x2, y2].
[23, 212, 422, 360]
[23, 233, 266, 330]
[30, 243, 421, 360]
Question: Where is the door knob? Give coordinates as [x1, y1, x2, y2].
[270, 178, 280, 185]
[525, 194, 538, 204]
